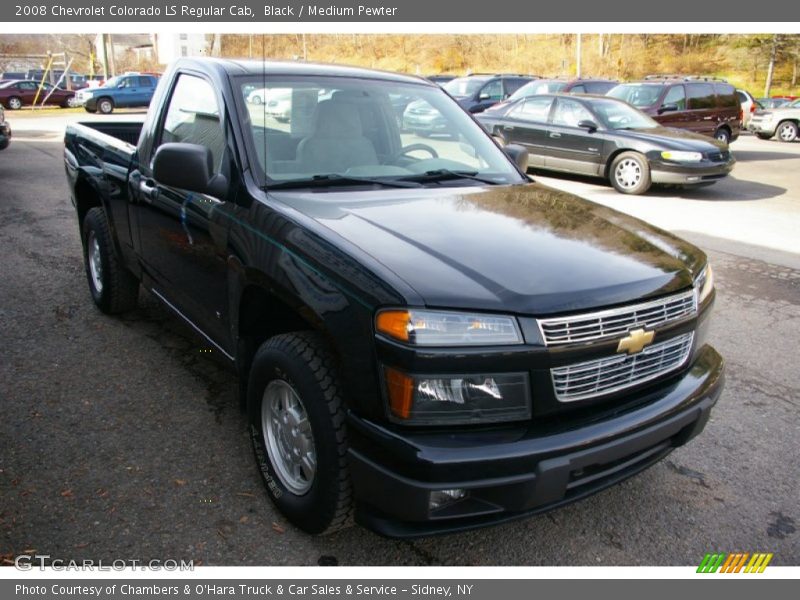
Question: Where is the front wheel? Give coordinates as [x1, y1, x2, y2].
[82, 207, 139, 314]
[97, 97, 114, 114]
[7, 96, 22, 110]
[777, 121, 799, 143]
[610, 152, 651, 195]
[248, 332, 353, 535]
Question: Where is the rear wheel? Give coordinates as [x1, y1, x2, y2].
[82, 207, 139, 314]
[610, 152, 651, 195]
[7, 96, 22, 110]
[777, 121, 799, 143]
[714, 127, 731, 144]
[248, 332, 353, 535]
[97, 97, 114, 114]
[756, 132, 773, 140]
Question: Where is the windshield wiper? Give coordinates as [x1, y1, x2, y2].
[264, 173, 421, 190]
[398, 169, 503, 185]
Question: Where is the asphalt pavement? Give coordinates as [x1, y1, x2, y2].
[1, 112, 798, 566]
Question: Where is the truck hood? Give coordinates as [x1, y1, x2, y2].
[270, 183, 705, 315]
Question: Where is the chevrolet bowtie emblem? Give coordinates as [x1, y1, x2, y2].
[617, 328, 655, 354]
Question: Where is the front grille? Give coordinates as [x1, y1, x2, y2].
[706, 151, 730, 162]
[538, 290, 696, 346]
[551, 332, 694, 402]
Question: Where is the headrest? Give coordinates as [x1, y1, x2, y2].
[313, 101, 362, 137]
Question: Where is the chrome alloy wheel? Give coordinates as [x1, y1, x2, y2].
[8, 97, 22, 110]
[614, 158, 642, 189]
[778, 122, 798, 142]
[87, 231, 103, 295]
[261, 379, 316, 494]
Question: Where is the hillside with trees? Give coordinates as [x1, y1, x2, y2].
[2, 33, 798, 97]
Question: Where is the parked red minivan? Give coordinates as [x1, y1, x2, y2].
[607, 76, 741, 144]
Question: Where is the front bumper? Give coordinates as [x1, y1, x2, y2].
[347, 344, 724, 537]
[0, 122, 11, 150]
[650, 158, 735, 185]
[748, 119, 776, 136]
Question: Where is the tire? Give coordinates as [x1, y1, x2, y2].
[97, 97, 114, 114]
[248, 332, 353, 535]
[714, 127, 731, 144]
[756, 132, 773, 140]
[7, 96, 22, 110]
[84, 107, 97, 114]
[82, 207, 139, 314]
[777, 121, 799, 143]
[609, 151, 651, 195]
[251, 95, 262, 105]
[65, 96, 79, 108]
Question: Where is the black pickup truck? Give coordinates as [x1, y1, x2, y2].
[64, 58, 724, 538]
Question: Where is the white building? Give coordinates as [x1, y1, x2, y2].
[155, 34, 216, 64]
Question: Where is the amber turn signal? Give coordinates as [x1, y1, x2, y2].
[384, 367, 414, 419]
[376, 310, 410, 342]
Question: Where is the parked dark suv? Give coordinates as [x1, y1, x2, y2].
[607, 76, 741, 144]
[443, 73, 536, 113]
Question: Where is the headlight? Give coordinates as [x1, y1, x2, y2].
[376, 309, 523, 346]
[384, 367, 531, 425]
[661, 151, 703, 162]
[695, 263, 714, 305]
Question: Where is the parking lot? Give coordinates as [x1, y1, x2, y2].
[1, 110, 798, 566]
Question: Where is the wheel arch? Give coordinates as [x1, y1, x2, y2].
[604, 147, 645, 179]
[73, 176, 104, 234]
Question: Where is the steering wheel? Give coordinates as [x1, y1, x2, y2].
[395, 143, 438, 160]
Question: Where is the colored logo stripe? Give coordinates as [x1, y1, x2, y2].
[697, 552, 773, 573]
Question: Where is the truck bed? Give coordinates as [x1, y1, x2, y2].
[75, 121, 143, 147]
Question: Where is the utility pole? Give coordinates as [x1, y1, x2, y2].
[101, 33, 110, 79]
[576, 33, 582, 78]
[764, 34, 779, 98]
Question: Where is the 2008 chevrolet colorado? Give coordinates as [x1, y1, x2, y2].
[64, 58, 724, 538]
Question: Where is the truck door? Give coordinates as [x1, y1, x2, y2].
[133, 72, 233, 352]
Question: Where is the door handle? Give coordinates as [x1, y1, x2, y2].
[549, 132, 562, 138]
[139, 179, 158, 204]
[503, 125, 514, 131]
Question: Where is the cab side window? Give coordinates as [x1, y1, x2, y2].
[157, 74, 225, 172]
[480, 80, 503, 101]
[663, 85, 687, 110]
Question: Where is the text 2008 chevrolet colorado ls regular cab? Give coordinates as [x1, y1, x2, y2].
[64, 58, 724, 538]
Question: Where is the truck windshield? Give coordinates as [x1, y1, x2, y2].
[238, 75, 523, 189]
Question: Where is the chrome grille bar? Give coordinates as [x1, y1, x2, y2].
[551, 332, 694, 402]
[538, 290, 697, 346]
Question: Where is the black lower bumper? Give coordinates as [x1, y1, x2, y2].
[347, 344, 724, 538]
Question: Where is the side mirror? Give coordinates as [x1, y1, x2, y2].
[504, 143, 529, 172]
[577, 119, 599, 132]
[658, 103, 678, 114]
[153, 143, 228, 198]
[478, 92, 491, 101]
